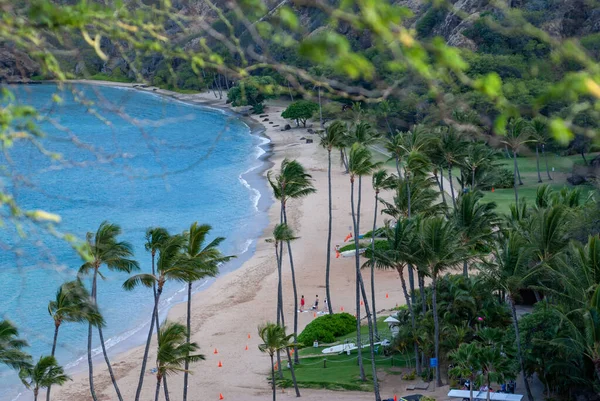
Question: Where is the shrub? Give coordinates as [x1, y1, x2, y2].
[416, 6, 447, 38]
[297, 313, 356, 346]
[402, 370, 416, 380]
[421, 397, 436, 401]
[281, 100, 319, 127]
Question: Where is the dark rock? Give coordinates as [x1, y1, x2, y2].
[307, 128, 314, 134]
[306, 139, 313, 144]
[259, 114, 268, 118]
[263, 118, 269, 122]
[269, 121, 273, 124]
[284, 124, 291, 131]
[300, 137, 306, 140]
[273, 125, 279, 128]
[567, 174, 587, 186]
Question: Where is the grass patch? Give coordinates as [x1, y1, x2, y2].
[282, 318, 412, 391]
[89, 73, 134, 83]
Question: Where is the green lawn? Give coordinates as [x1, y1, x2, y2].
[278, 318, 413, 391]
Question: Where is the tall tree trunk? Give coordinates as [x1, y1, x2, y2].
[385, 117, 392, 137]
[463, 260, 468, 278]
[513, 150, 519, 206]
[97, 325, 123, 401]
[282, 206, 300, 364]
[438, 167, 447, 208]
[275, 241, 284, 379]
[325, 149, 334, 315]
[471, 168, 476, 190]
[397, 158, 415, 304]
[535, 145, 543, 183]
[270, 354, 276, 401]
[350, 178, 366, 381]
[582, 150, 588, 165]
[398, 267, 420, 374]
[543, 144, 552, 180]
[183, 281, 193, 401]
[46, 322, 61, 401]
[154, 377, 161, 401]
[358, 273, 382, 401]
[151, 252, 168, 400]
[371, 191, 379, 338]
[285, 348, 300, 397]
[516, 156, 523, 185]
[135, 286, 162, 401]
[419, 273, 426, 369]
[34, 389, 38, 401]
[448, 166, 457, 209]
[432, 275, 442, 387]
[510, 297, 534, 401]
[318, 86, 323, 128]
[341, 149, 349, 173]
[504, 144, 512, 159]
[87, 269, 98, 401]
[287, 80, 294, 102]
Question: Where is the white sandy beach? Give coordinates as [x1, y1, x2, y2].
[51, 83, 453, 401]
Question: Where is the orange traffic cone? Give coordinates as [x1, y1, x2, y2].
[394, 395, 398, 401]
[247, 333, 251, 339]
[214, 348, 218, 354]
[313, 312, 317, 318]
[218, 361, 222, 368]
[491, 187, 495, 192]
[245, 345, 248, 351]
[386, 293, 389, 298]
[341, 306, 344, 311]
[360, 300, 364, 306]
[219, 393, 224, 400]
[336, 250, 341, 259]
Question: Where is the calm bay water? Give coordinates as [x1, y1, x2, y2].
[0, 84, 269, 400]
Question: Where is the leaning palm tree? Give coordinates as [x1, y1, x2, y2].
[462, 142, 500, 190]
[258, 323, 299, 401]
[500, 118, 533, 205]
[78, 221, 139, 401]
[181, 223, 233, 401]
[370, 219, 421, 373]
[265, 223, 298, 380]
[319, 121, 347, 315]
[439, 127, 467, 208]
[452, 191, 499, 278]
[123, 234, 199, 401]
[145, 228, 169, 335]
[47, 280, 103, 401]
[154, 322, 204, 401]
[348, 143, 382, 400]
[368, 169, 395, 337]
[268, 159, 315, 365]
[417, 216, 463, 386]
[0, 320, 32, 371]
[531, 117, 553, 181]
[19, 356, 70, 401]
[480, 232, 535, 401]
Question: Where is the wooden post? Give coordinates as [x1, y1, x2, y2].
[323, 359, 327, 369]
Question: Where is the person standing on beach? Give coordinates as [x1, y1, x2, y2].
[300, 295, 305, 312]
[312, 295, 319, 310]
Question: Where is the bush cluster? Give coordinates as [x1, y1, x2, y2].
[297, 313, 356, 345]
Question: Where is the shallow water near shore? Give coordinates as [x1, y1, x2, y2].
[0, 84, 270, 401]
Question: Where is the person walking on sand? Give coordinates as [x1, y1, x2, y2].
[300, 295, 305, 312]
[312, 295, 319, 310]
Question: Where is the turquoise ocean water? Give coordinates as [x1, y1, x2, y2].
[0, 84, 270, 400]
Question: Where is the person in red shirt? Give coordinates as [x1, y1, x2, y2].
[300, 295, 305, 312]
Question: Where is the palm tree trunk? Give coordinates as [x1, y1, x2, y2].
[398, 267, 420, 375]
[34, 389, 38, 401]
[183, 281, 193, 401]
[471, 168, 476, 189]
[437, 167, 447, 207]
[287, 80, 294, 102]
[97, 325, 124, 401]
[513, 150, 519, 206]
[536, 145, 543, 183]
[405, 169, 416, 305]
[358, 273, 382, 401]
[152, 252, 169, 399]
[448, 166, 457, 208]
[371, 192, 379, 338]
[275, 240, 284, 379]
[463, 260, 468, 278]
[510, 297, 534, 401]
[46, 322, 60, 401]
[350, 178, 366, 381]
[341, 149, 349, 173]
[581, 150, 588, 165]
[135, 286, 161, 401]
[270, 354, 276, 401]
[285, 348, 300, 397]
[470, 374, 474, 401]
[432, 275, 442, 387]
[516, 156, 523, 186]
[154, 377, 161, 401]
[282, 206, 300, 364]
[87, 269, 98, 401]
[325, 149, 334, 315]
[543, 144, 552, 180]
[318, 86, 323, 128]
[505, 144, 511, 159]
[385, 117, 392, 137]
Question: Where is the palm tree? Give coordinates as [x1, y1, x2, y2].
[319, 121, 347, 315]
[370, 219, 421, 373]
[449, 342, 481, 401]
[439, 127, 467, 208]
[477, 346, 517, 401]
[348, 143, 382, 399]
[258, 323, 298, 401]
[462, 142, 500, 190]
[417, 216, 463, 386]
[268, 159, 315, 365]
[145, 228, 170, 335]
[123, 234, 198, 401]
[78, 221, 139, 401]
[481, 232, 535, 401]
[154, 322, 204, 401]
[500, 119, 533, 205]
[531, 118, 553, 181]
[181, 223, 233, 401]
[0, 320, 32, 371]
[368, 169, 395, 337]
[378, 100, 394, 136]
[452, 191, 498, 277]
[19, 356, 69, 401]
[47, 280, 103, 401]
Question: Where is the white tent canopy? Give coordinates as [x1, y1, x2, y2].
[447, 390, 523, 400]
[384, 316, 400, 324]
